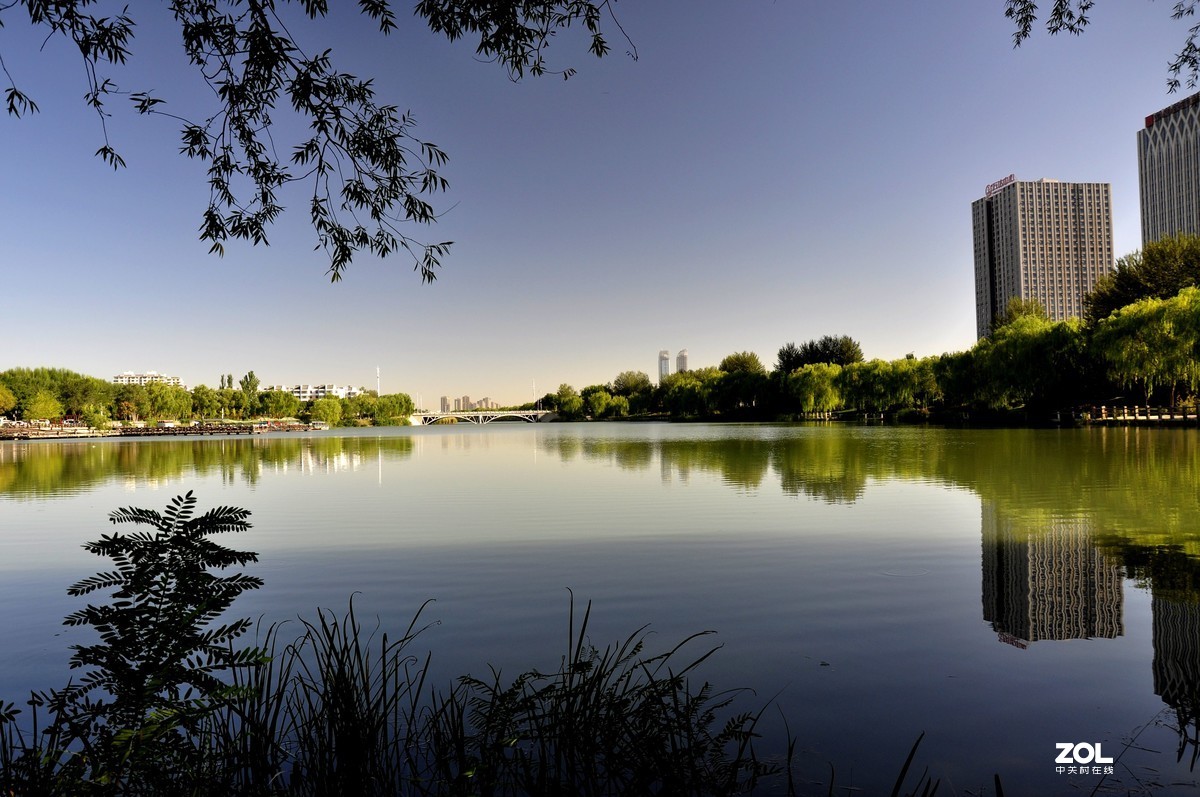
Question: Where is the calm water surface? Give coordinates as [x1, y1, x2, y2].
[3, 423, 1200, 794]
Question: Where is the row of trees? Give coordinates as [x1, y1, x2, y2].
[533, 230, 1200, 421]
[0, 368, 414, 427]
[6, 234, 1200, 427]
[532, 337, 868, 421]
[537, 299, 1190, 423]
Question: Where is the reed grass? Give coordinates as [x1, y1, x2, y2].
[3, 597, 817, 796]
[0, 491, 949, 795]
[419, 597, 779, 796]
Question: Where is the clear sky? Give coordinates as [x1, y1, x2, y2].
[0, 2, 1190, 407]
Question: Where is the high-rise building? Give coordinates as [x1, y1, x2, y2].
[1138, 92, 1200, 244]
[972, 175, 1114, 338]
[440, 396, 450, 413]
[658, 350, 670, 384]
[676, 349, 688, 373]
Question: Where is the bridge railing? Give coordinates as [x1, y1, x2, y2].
[409, 410, 553, 425]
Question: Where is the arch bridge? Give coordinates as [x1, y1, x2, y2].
[410, 410, 554, 425]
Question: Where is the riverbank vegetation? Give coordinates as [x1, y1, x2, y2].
[537, 235, 1200, 423]
[0, 368, 414, 429]
[5, 235, 1200, 427]
[0, 494, 945, 796]
[536, 299, 1184, 423]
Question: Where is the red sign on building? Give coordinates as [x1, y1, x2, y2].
[985, 173, 1016, 198]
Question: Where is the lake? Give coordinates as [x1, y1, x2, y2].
[2, 423, 1199, 794]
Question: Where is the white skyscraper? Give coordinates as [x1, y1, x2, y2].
[658, 350, 671, 384]
[676, 349, 688, 373]
[972, 175, 1113, 338]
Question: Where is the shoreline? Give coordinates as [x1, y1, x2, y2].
[0, 421, 325, 441]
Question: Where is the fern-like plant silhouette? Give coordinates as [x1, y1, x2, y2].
[8, 491, 264, 794]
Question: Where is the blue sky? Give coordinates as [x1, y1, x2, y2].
[0, 2, 1189, 406]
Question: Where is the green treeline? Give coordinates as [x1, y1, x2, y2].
[538, 235, 1200, 422]
[543, 289, 1199, 421]
[0, 368, 414, 428]
[6, 235, 1200, 426]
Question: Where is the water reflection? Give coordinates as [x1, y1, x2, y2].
[0, 434, 414, 497]
[536, 424, 1200, 772]
[7, 424, 1200, 791]
[980, 500, 1124, 648]
[1153, 597, 1200, 768]
[539, 426, 1200, 529]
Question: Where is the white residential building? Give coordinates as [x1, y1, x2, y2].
[113, 371, 184, 388]
[972, 176, 1114, 338]
[263, 384, 365, 402]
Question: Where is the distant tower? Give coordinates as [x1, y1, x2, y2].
[658, 350, 670, 384]
[440, 396, 450, 413]
[676, 349, 688, 373]
[376, 366, 381, 395]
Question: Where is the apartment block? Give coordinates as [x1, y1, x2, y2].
[113, 371, 183, 388]
[262, 384, 364, 402]
[972, 175, 1114, 338]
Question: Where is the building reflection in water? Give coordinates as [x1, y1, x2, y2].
[1152, 596, 1200, 767]
[980, 501, 1123, 648]
[980, 499, 1200, 765]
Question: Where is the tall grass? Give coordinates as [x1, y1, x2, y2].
[420, 598, 778, 796]
[2, 598, 788, 796]
[223, 598, 438, 795]
[1, 599, 954, 796]
[0, 494, 947, 795]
